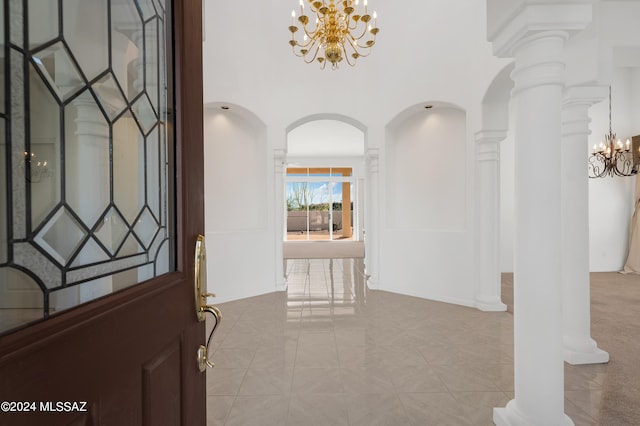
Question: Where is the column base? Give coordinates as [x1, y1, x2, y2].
[564, 346, 609, 365]
[475, 296, 507, 312]
[494, 400, 574, 426]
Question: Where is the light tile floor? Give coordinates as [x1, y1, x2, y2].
[206, 259, 609, 426]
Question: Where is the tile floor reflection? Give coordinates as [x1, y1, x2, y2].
[206, 259, 608, 425]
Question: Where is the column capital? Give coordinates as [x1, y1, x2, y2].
[562, 85, 607, 138]
[273, 149, 286, 174]
[489, 2, 593, 58]
[367, 148, 379, 174]
[475, 130, 508, 145]
[563, 85, 607, 109]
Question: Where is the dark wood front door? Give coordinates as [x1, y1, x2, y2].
[0, 1, 206, 425]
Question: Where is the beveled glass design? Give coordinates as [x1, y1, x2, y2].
[111, 0, 144, 102]
[118, 233, 145, 257]
[32, 42, 85, 102]
[146, 127, 160, 219]
[29, 63, 61, 230]
[63, 0, 109, 83]
[11, 49, 26, 240]
[28, 0, 59, 49]
[113, 111, 145, 224]
[9, 0, 23, 48]
[95, 207, 129, 256]
[0, 1, 5, 115]
[137, 0, 157, 20]
[92, 73, 128, 120]
[134, 207, 159, 249]
[0, 0, 174, 333]
[70, 237, 110, 268]
[145, 18, 159, 111]
[65, 91, 110, 227]
[132, 94, 157, 135]
[0, 121, 6, 264]
[35, 207, 87, 266]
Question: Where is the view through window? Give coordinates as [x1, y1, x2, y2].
[285, 167, 356, 241]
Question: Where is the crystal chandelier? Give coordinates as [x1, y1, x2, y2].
[288, 0, 379, 70]
[588, 86, 637, 178]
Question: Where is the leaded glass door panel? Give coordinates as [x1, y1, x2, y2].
[0, 0, 207, 424]
[0, 0, 173, 332]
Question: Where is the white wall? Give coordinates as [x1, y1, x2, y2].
[381, 106, 475, 306]
[202, 0, 514, 305]
[499, 68, 638, 272]
[588, 69, 637, 271]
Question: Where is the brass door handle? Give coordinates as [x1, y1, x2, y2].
[194, 235, 222, 372]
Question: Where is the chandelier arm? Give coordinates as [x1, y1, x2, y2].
[342, 44, 357, 67]
[302, 41, 323, 64]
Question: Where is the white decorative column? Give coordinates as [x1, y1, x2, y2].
[72, 97, 113, 305]
[495, 31, 571, 426]
[475, 130, 507, 311]
[488, 2, 594, 423]
[274, 148, 287, 291]
[561, 86, 609, 365]
[365, 148, 379, 289]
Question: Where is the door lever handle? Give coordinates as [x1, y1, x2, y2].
[194, 235, 222, 372]
[198, 304, 221, 371]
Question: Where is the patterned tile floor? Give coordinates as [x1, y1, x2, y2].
[205, 259, 627, 425]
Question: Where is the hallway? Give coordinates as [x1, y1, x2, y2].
[205, 259, 636, 425]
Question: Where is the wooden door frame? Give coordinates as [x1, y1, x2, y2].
[0, 0, 205, 424]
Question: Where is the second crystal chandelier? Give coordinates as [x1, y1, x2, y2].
[288, 0, 380, 70]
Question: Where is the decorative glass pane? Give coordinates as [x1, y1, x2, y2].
[133, 207, 158, 249]
[32, 42, 85, 102]
[136, 0, 156, 20]
[145, 18, 159, 111]
[95, 207, 128, 256]
[65, 91, 110, 227]
[0, 267, 43, 333]
[0, 1, 5, 115]
[0, 121, 6, 264]
[146, 127, 160, 219]
[35, 207, 87, 266]
[29, 63, 61, 230]
[111, 0, 143, 101]
[158, 17, 167, 121]
[1, 0, 173, 334]
[28, 0, 58, 49]
[118, 233, 144, 257]
[92, 73, 127, 121]
[70, 237, 110, 268]
[11, 49, 26, 239]
[132, 94, 157, 135]
[66, 253, 146, 284]
[113, 111, 145, 224]
[13, 242, 62, 289]
[9, 0, 23, 48]
[63, 0, 109, 82]
[155, 239, 170, 275]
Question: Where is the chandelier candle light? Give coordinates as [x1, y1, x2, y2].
[588, 86, 638, 178]
[288, 0, 379, 70]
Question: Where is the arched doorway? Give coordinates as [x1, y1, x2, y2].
[284, 117, 366, 259]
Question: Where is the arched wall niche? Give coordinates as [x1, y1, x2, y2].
[379, 100, 476, 307]
[204, 101, 267, 232]
[203, 102, 274, 303]
[385, 102, 467, 230]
